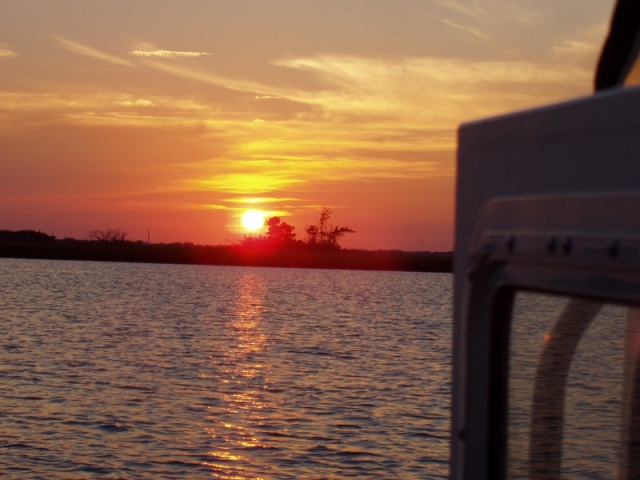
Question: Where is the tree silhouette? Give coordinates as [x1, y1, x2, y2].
[305, 207, 354, 250]
[265, 217, 296, 245]
[241, 217, 296, 250]
[87, 227, 128, 243]
[240, 208, 353, 251]
[0, 230, 55, 243]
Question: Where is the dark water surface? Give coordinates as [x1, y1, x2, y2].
[0, 258, 452, 479]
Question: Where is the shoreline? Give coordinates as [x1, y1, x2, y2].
[0, 240, 452, 273]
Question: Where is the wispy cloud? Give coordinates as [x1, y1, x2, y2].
[0, 91, 214, 128]
[431, 0, 492, 23]
[276, 54, 592, 129]
[0, 43, 18, 58]
[194, 152, 443, 196]
[54, 35, 132, 66]
[140, 59, 282, 96]
[115, 97, 154, 107]
[197, 173, 302, 194]
[553, 39, 600, 59]
[433, 0, 544, 27]
[440, 18, 490, 41]
[223, 197, 299, 204]
[130, 49, 212, 58]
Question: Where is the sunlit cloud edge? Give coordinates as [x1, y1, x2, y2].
[130, 49, 212, 58]
[0, 44, 18, 57]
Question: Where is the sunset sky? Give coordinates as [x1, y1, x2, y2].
[0, 0, 616, 250]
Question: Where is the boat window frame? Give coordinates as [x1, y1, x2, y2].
[460, 194, 640, 479]
[464, 260, 640, 479]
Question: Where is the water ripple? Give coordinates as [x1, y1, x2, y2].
[0, 259, 452, 478]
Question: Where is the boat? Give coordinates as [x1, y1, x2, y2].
[452, 1, 640, 478]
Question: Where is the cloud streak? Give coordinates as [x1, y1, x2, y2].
[140, 59, 285, 97]
[0, 43, 18, 57]
[130, 49, 212, 58]
[433, 0, 545, 27]
[54, 36, 132, 66]
[440, 18, 490, 41]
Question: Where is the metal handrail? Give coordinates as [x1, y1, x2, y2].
[528, 299, 603, 478]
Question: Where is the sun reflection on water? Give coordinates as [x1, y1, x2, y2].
[206, 273, 272, 479]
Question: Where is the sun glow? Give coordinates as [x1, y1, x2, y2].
[241, 210, 266, 232]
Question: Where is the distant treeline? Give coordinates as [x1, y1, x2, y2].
[0, 230, 56, 243]
[0, 230, 452, 273]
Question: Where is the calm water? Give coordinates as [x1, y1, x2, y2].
[0, 258, 452, 479]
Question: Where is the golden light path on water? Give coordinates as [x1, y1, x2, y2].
[205, 274, 269, 479]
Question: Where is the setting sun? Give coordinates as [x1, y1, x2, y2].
[241, 210, 266, 232]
